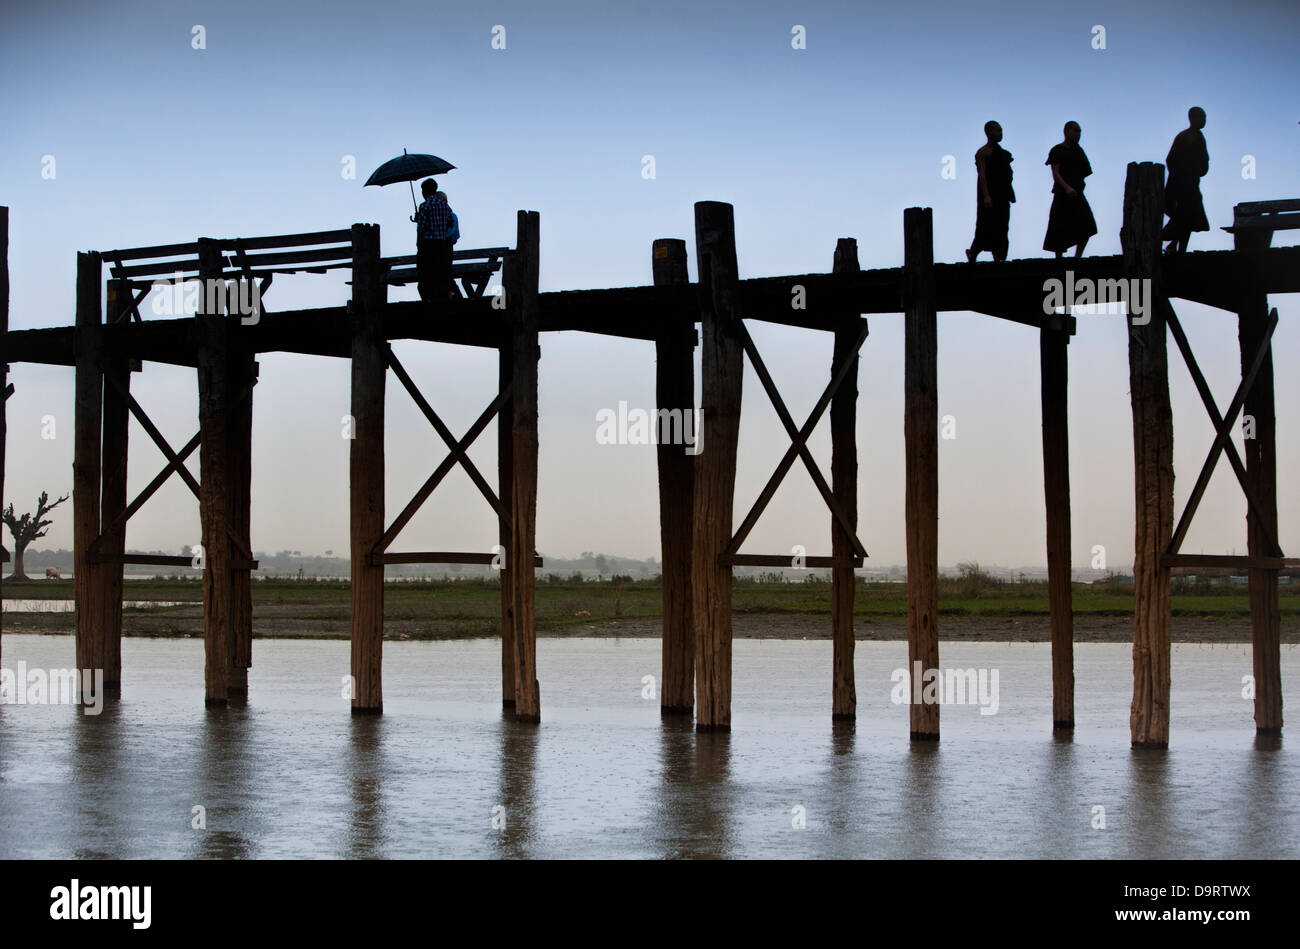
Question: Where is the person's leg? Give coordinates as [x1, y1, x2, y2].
[417, 241, 433, 302]
[1073, 237, 1089, 259]
[436, 239, 454, 303]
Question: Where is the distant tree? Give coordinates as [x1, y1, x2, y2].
[595, 554, 609, 575]
[3, 491, 70, 580]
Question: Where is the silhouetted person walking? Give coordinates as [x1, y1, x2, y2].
[966, 120, 1015, 263]
[415, 179, 455, 305]
[1163, 107, 1210, 254]
[1043, 121, 1097, 258]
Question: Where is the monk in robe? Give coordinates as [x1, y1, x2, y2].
[1042, 121, 1098, 258]
[966, 120, 1016, 263]
[1163, 107, 1210, 254]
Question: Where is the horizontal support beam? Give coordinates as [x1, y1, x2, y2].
[228, 228, 353, 250]
[88, 554, 259, 569]
[1162, 554, 1299, 570]
[374, 551, 543, 567]
[383, 247, 511, 266]
[101, 240, 200, 262]
[723, 553, 863, 568]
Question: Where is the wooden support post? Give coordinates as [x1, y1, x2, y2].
[1122, 162, 1172, 748]
[99, 278, 131, 689]
[197, 239, 233, 707]
[228, 350, 255, 693]
[73, 251, 104, 693]
[498, 340, 516, 708]
[0, 207, 7, 667]
[903, 207, 939, 741]
[350, 224, 385, 714]
[506, 211, 541, 723]
[831, 238, 860, 720]
[653, 238, 695, 716]
[1235, 223, 1282, 734]
[692, 202, 743, 732]
[1040, 326, 1074, 729]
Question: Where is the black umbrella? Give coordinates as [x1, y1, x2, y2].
[364, 148, 456, 213]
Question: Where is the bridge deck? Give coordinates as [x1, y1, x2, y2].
[5, 245, 1297, 368]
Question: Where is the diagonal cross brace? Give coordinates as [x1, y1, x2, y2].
[372, 384, 513, 557]
[384, 346, 505, 520]
[88, 430, 201, 559]
[725, 318, 869, 560]
[98, 371, 256, 561]
[1164, 299, 1282, 557]
[1168, 306, 1280, 558]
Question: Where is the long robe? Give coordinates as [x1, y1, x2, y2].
[1163, 128, 1210, 239]
[1043, 142, 1098, 253]
[971, 144, 1015, 258]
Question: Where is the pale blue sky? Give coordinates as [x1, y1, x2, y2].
[2, 0, 1297, 568]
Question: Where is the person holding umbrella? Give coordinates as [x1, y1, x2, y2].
[362, 148, 459, 305]
[414, 178, 456, 304]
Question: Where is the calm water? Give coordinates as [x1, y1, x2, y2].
[0, 633, 1294, 859]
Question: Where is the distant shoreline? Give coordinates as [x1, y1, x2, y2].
[5, 614, 1293, 645]
[4, 577, 1294, 645]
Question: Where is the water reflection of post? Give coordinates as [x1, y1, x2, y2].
[494, 712, 539, 857]
[898, 742, 941, 858]
[189, 711, 253, 858]
[1124, 750, 1173, 855]
[70, 699, 124, 859]
[654, 717, 733, 858]
[344, 715, 388, 858]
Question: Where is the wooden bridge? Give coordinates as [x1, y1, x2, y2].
[0, 163, 1295, 747]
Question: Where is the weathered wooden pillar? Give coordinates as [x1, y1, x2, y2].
[831, 238, 860, 720]
[228, 349, 255, 693]
[197, 239, 233, 707]
[1235, 222, 1281, 734]
[73, 251, 104, 689]
[506, 211, 541, 722]
[903, 207, 939, 741]
[99, 278, 131, 689]
[1122, 162, 1172, 748]
[0, 207, 8, 668]
[691, 202, 743, 732]
[498, 339, 516, 708]
[653, 237, 695, 716]
[1040, 325, 1074, 729]
[349, 223, 385, 715]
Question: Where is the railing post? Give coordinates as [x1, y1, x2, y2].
[831, 238, 861, 721]
[349, 223, 385, 714]
[903, 208, 939, 741]
[691, 202, 743, 732]
[99, 277, 131, 689]
[498, 337, 516, 709]
[1122, 162, 1172, 748]
[653, 237, 695, 716]
[1234, 213, 1282, 734]
[197, 238, 233, 707]
[73, 250, 104, 697]
[507, 211, 541, 723]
